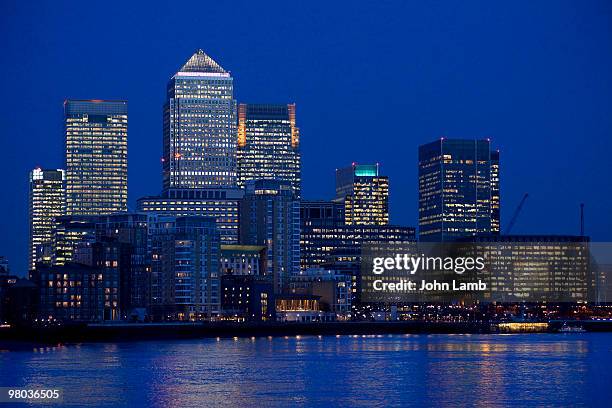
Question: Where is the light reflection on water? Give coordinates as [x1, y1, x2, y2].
[0, 333, 609, 407]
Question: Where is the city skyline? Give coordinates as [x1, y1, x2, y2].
[2, 4, 611, 407]
[2, 1, 612, 276]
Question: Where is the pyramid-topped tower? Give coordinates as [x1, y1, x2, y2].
[162, 50, 236, 191]
[137, 49, 241, 245]
[178, 49, 227, 74]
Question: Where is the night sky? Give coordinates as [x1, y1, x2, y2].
[1, 1, 611, 276]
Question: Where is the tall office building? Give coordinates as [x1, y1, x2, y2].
[163, 49, 237, 190]
[240, 180, 300, 294]
[139, 51, 241, 242]
[64, 100, 128, 216]
[335, 164, 389, 226]
[418, 138, 500, 241]
[237, 103, 301, 197]
[29, 168, 65, 270]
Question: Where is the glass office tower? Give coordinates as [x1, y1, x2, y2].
[418, 138, 500, 241]
[64, 99, 128, 216]
[29, 168, 65, 270]
[335, 164, 389, 226]
[163, 49, 237, 190]
[137, 50, 242, 244]
[237, 103, 301, 197]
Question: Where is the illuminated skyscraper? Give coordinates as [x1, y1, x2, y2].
[163, 49, 237, 190]
[138, 51, 242, 242]
[237, 103, 301, 197]
[335, 164, 389, 226]
[28, 168, 65, 270]
[64, 100, 128, 216]
[418, 138, 500, 241]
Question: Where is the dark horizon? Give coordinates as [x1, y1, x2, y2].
[1, 0, 611, 276]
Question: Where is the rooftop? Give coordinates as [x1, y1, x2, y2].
[178, 49, 227, 74]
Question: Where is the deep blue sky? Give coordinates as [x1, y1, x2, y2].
[1, 1, 611, 276]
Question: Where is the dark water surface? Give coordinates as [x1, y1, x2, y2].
[1, 333, 610, 407]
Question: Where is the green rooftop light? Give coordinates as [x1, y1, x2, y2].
[354, 164, 378, 177]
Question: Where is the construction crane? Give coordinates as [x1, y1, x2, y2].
[505, 193, 529, 234]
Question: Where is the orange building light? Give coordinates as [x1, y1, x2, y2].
[237, 103, 247, 147]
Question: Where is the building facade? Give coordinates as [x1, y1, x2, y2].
[32, 214, 149, 320]
[31, 262, 120, 322]
[300, 199, 415, 305]
[240, 180, 300, 294]
[136, 188, 243, 244]
[335, 164, 389, 226]
[300, 198, 415, 270]
[300, 224, 416, 269]
[466, 235, 590, 302]
[149, 216, 221, 320]
[300, 200, 345, 228]
[163, 50, 237, 190]
[64, 100, 128, 216]
[221, 274, 275, 321]
[220, 245, 267, 276]
[51, 216, 97, 266]
[289, 268, 352, 317]
[490, 150, 500, 234]
[95, 214, 150, 317]
[29, 168, 65, 270]
[237, 103, 301, 197]
[0, 275, 38, 325]
[419, 138, 500, 241]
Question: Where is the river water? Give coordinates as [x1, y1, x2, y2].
[1, 333, 610, 407]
